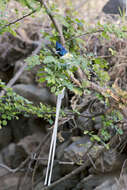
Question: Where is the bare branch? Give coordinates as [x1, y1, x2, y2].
[41, 0, 65, 46]
[43, 162, 90, 190]
[0, 10, 36, 31]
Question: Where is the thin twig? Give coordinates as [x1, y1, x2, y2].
[31, 132, 51, 190]
[20, 132, 51, 190]
[41, 0, 65, 46]
[87, 153, 97, 170]
[66, 29, 127, 42]
[0, 157, 30, 174]
[0, 163, 24, 173]
[0, 10, 36, 30]
[66, 29, 104, 42]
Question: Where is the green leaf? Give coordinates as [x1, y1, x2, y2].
[84, 130, 89, 134]
[2, 120, 7, 126]
[72, 87, 83, 95]
[92, 135, 101, 142]
[44, 56, 56, 64]
[2, 114, 7, 119]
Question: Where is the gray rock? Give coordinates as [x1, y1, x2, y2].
[77, 111, 94, 132]
[94, 116, 103, 130]
[2, 143, 27, 168]
[0, 32, 37, 71]
[64, 136, 103, 164]
[103, 0, 122, 14]
[0, 126, 12, 150]
[56, 140, 71, 160]
[90, 150, 127, 174]
[9, 117, 48, 143]
[14, 61, 41, 84]
[13, 84, 56, 105]
[95, 179, 118, 190]
[74, 173, 120, 190]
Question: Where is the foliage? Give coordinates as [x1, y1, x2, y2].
[0, 0, 126, 145]
[0, 81, 55, 127]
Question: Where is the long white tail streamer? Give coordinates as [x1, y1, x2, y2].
[44, 88, 65, 186]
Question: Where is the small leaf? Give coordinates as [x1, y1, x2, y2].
[2, 120, 7, 126]
[2, 114, 6, 119]
[92, 135, 101, 142]
[84, 130, 89, 134]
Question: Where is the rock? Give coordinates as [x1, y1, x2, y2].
[0, 126, 12, 150]
[64, 136, 103, 164]
[0, 173, 31, 190]
[90, 149, 127, 174]
[95, 179, 118, 190]
[0, 32, 38, 71]
[9, 117, 48, 143]
[9, 117, 33, 142]
[94, 116, 103, 130]
[77, 112, 94, 132]
[13, 84, 56, 105]
[35, 175, 80, 190]
[74, 172, 120, 190]
[2, 143, 27, 168]
[13, 60, 41, 84]
[17, 133, 45, 155]
[103, 0, 122, 14]
[17, 133, 51, 166]
[56, 140, 71, 160]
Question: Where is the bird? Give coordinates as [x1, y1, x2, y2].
[56, 42, 67, 56]
[56, 41, 73, 59]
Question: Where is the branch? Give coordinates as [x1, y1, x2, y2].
[0, 10, 36, 31]
[66, 28, 127, 43]
[66, 29, 104, 42]
[40, 141, 95, 190]
[41, 159, 90, 190]
[87, 81, 127, 117]
[41, 0, 65, 46]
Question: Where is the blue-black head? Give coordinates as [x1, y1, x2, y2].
[56, 42, 67, 56]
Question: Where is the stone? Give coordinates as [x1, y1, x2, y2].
[0, 32, 38, 71]
[64, 136, 103, 164]
[95, 180, 118, 190]
[0, 126, 12, 150]
[2, 143, 27, 168]
[94, 116, 103, 130]
[103, 0, 122, 14]
[13, 84, 56, 105]
[90, 149, 127, 174]
[74, 172, 120, 190]
[77, 112, 94, 132]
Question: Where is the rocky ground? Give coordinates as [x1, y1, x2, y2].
[0, 0, 127, 190]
